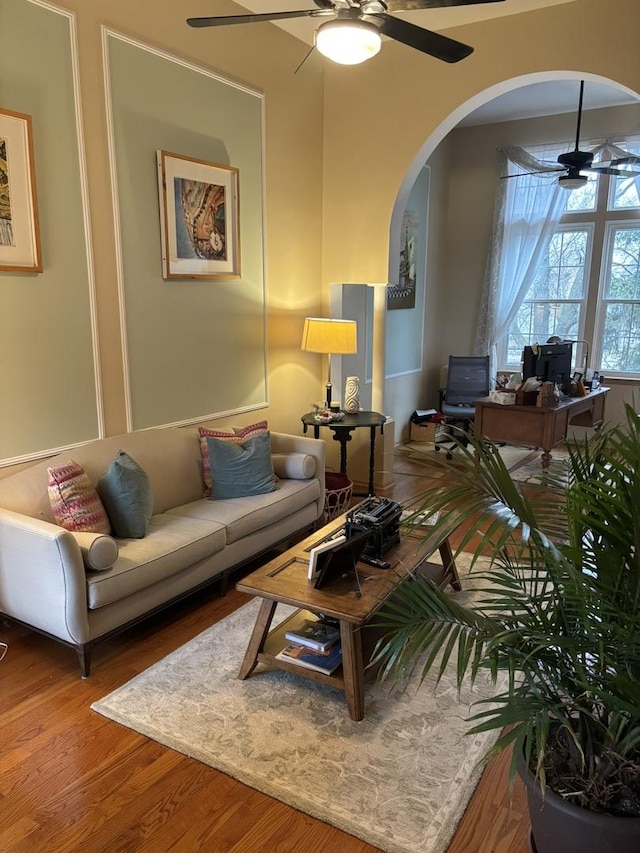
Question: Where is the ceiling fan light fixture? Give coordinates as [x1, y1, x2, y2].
[558, 173, 588, 191]
[315, 20, 381, 65]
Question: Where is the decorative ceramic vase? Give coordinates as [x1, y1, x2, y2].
[344, 376, 360, 413]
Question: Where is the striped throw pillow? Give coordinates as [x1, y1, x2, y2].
[198, 421, 268, 497]
[47, 460, 111, 534]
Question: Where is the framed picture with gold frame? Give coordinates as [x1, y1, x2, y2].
[0, 107, 42, 273]
[156, 150, 240, 280]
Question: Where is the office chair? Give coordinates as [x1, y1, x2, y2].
[436, 355, 490, 458]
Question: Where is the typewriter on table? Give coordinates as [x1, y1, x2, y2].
[345, 496, 402, 569]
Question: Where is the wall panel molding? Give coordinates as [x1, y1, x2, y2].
[0, 0, 102, 467]
[103, 28, 268, 432]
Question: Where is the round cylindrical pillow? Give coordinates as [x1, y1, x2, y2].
[70, 531, 119, 572]
[271, 453, 316, 480]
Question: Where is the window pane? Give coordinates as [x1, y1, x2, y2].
[527, 230, 588, 300]
[565, 175, 597, 211]
[506, 304, 534, 363]
[611, 175, 640, 209]
[605, 228, 640, 299]
[601, 303, 640, 371]
[506, 301, 581, 364]
[609, 140, 640, 210]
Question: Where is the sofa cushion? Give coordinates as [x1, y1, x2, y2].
[206, 432, 277, 500]
[86, 514, 227, 609]
[47, 461, 111, 534]
[98, 451, 153, 539]
[198, 421, 268, 497]
[166, 477, 322, 545]
[70, 531, 119, 571]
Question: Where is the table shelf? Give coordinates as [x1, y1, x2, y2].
[260, 608, 345, 688]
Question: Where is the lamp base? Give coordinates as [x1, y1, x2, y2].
[325, 382, 333, 407]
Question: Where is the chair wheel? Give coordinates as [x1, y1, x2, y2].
[446, 451, 453, 460]
[435, 445, 441, 452]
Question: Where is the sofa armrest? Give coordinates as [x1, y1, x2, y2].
[269, 432, 325, 520]
[0, 507, 90, 644]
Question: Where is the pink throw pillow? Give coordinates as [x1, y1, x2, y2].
[47, 460, 111, 534]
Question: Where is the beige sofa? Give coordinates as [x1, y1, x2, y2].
[0, 426, 325, 675]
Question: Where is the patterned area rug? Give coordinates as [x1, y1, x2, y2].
[400, 440, 536, 472]
[92, 556, 502, 853]
[509, 450, 572, 485]
[401, 440, 573, 487]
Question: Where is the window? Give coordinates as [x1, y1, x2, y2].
[500, 139, 640, 377]
[597, 223, 640, 372]
[505, 227, 591, 365]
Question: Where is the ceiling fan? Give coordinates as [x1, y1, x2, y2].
[187, 0, 507, 66]
[505, 80, 640, 188]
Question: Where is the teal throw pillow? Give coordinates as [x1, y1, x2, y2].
[207, 432, 277, 500]
[97, 450, 153, 539]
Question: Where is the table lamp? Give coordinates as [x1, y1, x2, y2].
[301, 317, 357, 407]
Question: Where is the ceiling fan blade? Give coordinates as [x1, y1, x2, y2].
[385, 0, 505, 11]
[187, 10, 325, 28]
[587, 155, 640, 178]
[502, 168, 565, 179]
[371, 15, 472, 62]
[294, 44, 317, 75]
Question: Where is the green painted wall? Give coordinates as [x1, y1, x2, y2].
[107, 34, 267, 430]
[0, 0, 99, 461]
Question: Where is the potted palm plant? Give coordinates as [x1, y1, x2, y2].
[373, 404, 640, 853]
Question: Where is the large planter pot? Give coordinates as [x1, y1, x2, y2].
[518, 753, 640, 853]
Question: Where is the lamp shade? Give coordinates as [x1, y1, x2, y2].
[301, 318, 357, 355]
[315, 20, 381, 65]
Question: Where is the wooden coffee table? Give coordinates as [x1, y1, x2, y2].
[236, 513, 461, 721]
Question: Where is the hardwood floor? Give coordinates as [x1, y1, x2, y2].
[0, 447, 531, 852]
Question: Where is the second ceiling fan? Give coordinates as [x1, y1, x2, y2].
[187, 0, 506, 66]
[505, 81, 640, 188]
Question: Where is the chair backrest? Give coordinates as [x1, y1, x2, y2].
[444, 356, 490, 406]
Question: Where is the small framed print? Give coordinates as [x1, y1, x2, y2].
[156, 150, 240, 280]
[308, 534, 347, 581]
[0, 107, 42, 273]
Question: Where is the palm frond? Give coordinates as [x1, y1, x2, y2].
[377, 404, 640, 790]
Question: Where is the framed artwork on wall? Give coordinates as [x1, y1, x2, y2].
[156, 150, 240, 280]
[0, 107, 42, 273]
[387, 210, 417, 310]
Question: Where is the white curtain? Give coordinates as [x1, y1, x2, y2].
[595, 139, 640, 199]
[475, 146, 568, 382]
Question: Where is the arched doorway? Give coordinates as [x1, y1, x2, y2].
[382, 72, 640, 435]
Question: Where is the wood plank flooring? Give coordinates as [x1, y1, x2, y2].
[0, 446, 531, 852]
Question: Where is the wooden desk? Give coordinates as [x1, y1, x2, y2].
[474, 387, 609, 467]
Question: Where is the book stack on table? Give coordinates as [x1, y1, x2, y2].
[275, 618, 342, 675]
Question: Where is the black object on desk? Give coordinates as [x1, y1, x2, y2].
[301, 410, 386, 496]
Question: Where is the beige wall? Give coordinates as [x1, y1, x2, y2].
[322, 0, 640, 286]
